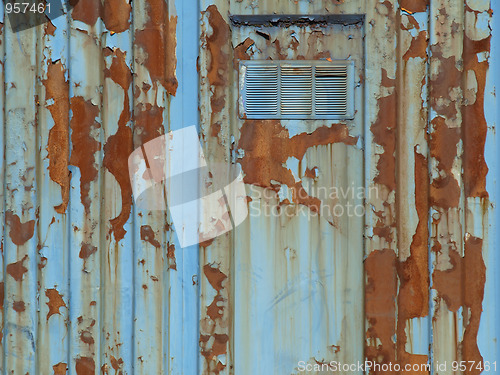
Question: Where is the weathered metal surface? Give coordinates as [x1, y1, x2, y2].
[0, 1, 499, 375]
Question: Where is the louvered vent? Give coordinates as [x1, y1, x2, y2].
[240, 61, 354, 120]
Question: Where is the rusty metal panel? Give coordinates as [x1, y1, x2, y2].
[0, 1, 499, 375]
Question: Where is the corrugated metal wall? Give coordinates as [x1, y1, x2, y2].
[0, 0, 499, 374]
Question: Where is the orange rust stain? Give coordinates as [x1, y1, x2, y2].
[400, 0, 428, 13]
[371, 91, 397, 191]
[69, 97, 101, 213]
[103, 0, 131, 33]
[233, 37, 254, 69]
[433, 236, 486, 375]
[167, 243, 176, 270]
[365, 248, 397, 374]
[75, 356, 95, 375]
[134, 0, 177, 95]
[46, 288, 66, 320]
[43, 61, 71, 214]
[238, 120, 357, 211]
[13, 301, 26, 313]
[429, 117, 461, 209]
[5, 211, 35, 246]
[462, 35, 490, 199]
[103, 49, 134, 241]
[140, 225, 160, 247]
[403, 31, 428, 60]
[69, 0, 101, 26]
[0, 282, 3, 310]
[53, 362, 67, 375]
[6, 255, 29, 282]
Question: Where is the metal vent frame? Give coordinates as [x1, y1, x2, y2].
[239, 60, 355, 120]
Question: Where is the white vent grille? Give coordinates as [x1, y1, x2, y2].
[239, 60, 354, 120]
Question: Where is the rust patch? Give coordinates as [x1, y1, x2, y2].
[140, 225, 160, 248]
[69, 97, 101, 213]
[102, 0, 131, 33]
[110, 356, 123, 372]
[167, 243, 176, 270]
[0, 282, 3, 310]
[238, 120, 357, 199]
[400, 0, 429, 13]
[396, 150, 430, 368]
[69, 0, 101, 26]
[430, 117, 461, 209]
[433, 236, 486, 374]
[46, 288, 66, 320]
[403, 31, 428, 60]
[134, 0, 178, 95]
[43, 61, 71, 213]
[365, 248, 397, 373]
[429, 48, 461, 119]
[272, 39, 287, 60]
[381, 68, 396, 88]
[462, 35, 490, 198]
[53, 363, 67, 375]
[233, 37, 254, 69]
[238, 120, 357, 211]
[5, 211, 35, 246]
[371, 89, 397, 191]
[80, 330, 94, 345]
[75, 356, 95, 375]
[103, 49, 133, 241]
[200, 263, 229, 373]
[13, 300, 26, 313]
[6, 255, 29, 281]
[79, 243, 97, 260]
[205, 4, 230, 142]
[134, 103, 164, 145]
